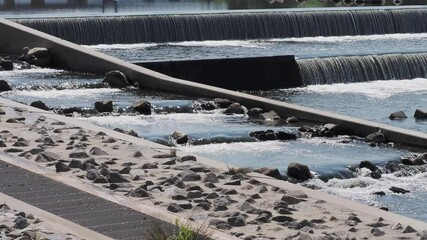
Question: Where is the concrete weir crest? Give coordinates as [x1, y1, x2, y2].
[0, 17, 427, 148]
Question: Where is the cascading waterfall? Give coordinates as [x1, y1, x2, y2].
[14, 9, 427, 45]
[297, 53, 427, 85]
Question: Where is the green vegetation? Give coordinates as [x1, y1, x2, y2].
[147, 219, 211, 240]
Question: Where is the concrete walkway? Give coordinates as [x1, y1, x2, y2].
[0, 159, 166, 240]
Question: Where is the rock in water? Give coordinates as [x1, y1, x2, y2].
[103, 70, 130, 88]
[30, 101, 49, 111]
[390, 186, 410, 194]
[94, 101, 113, 113]
[213, 98, 233, 108]
[224, 103, 245, 115]
[414, 109, 427, 119]
[24, 47, 51, 67]
[287, 162, 312, 181]
[359, 160, 377, 172]
[0, 58, 13, 71]
[247, 108, 263, 118]
[171, 131, 189, 144]
[259, 111, 281, 121]
[365, 131, 386, 143]
[133, 100, 152, 115]
[0, 80, 12, 92]
[389, 111, 407, 120]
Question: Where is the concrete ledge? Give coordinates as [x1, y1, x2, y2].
[1, 18, 427, 148]
[139, 56, 302, 90]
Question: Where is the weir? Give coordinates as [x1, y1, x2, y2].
[2, 18, 427, 148]
[13, 8, 427, 45]
[298, 53, 427, 85]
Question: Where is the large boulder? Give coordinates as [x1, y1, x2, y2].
[133, 100, 151, 115]
[0, 80, 12, 92]
[365, 131, 386, 143]
[94, 101, 113, 113]
[359, 160, 377, 172]
[414, 109, 427, 119]
[103, 70, 130, 88]
[24, 47, 51, 67]
[171, 131, 189, 144]
[30, 101, 49, 111]
[224, 103, 245, 115]
[287, 162, 312, 181]
[0, 58, 13, 71]
[247, 108, 263, 118]
[213, 98, 233, 108]
[389, 111, 407, 120]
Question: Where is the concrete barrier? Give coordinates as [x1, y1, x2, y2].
[1, 18, 427, 148]
[139, 56, 302, 90]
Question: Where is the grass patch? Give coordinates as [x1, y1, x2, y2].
[147, 219, 211, 240]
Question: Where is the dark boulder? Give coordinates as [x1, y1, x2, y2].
[171, 131, 189, 144]
[365, 131, 386, 143]
[30, 101, 49, 111]
[0, 80, 12, 92]
[94, 101, 113, 113]
[103, 70, 130, 88]
[390, 186, 410, 194]
[55, 162, 71, 172]
[287, 162, 312, 181]
[213, 98, 233, 108]
[276, 131, 298, 140]
[224, 103, 245, 115]
[0, 58, 13, 71]
[359, 160, 377, 172]
[389, 111, 407, 120]
[107, 172, 129, 183]
[414, 109, 427, 119]
[133, 100, 152, 115]
[247, 108, 263, 118]
[24, 47, 51, 67]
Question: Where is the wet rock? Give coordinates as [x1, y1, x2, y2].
[389, 111, 407, 120]
[287, 162, 312, 181]
[359, 160, 377, 172]
[55, 162, 70, 172]
[247, 108, 263, 118]
[228, 215, 246, 227]
[254, 167, 282, 180]
[276, 131, 298, 140]
[171, 131, 189, 144]
[199, 101, 216, 111]
[366, 131, 386, 143]
[259, 111, 281, 121]
[414, 109, 427, 119]
[30, 101, 49, 111]
[94, 101, 113, 113]
[25, 47, 51, 67]
[0, 58, 13, 71]
[213, 98, 233, 108]
[370, 171, 382, 179]
[133, 100, 152, 115]
[107, 172, 129, 183]
[372, 191, 385, 196]
[224, 103, 245, 115]
[390, 186, 410, 194]
[0, 80, 12, 92]
[103, 70, 130, 88]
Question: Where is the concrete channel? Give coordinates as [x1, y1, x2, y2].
[1, 19, 427, 147]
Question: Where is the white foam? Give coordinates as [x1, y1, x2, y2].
[167, 40, 264, 48]
[285, 78, 427, 99]
[0, 68, 63, 77]
[2, 88, 121, 99]
[269, 33, 427, 43]
[84, 43, 158, 49]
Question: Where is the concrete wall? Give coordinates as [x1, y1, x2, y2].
[139, 56, 302, 90]
[1, 18, 427, 148]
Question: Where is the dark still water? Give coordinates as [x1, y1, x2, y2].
[0, 0, 424, 16]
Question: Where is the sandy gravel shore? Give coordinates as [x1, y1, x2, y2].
[0, 98, 426, 240]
